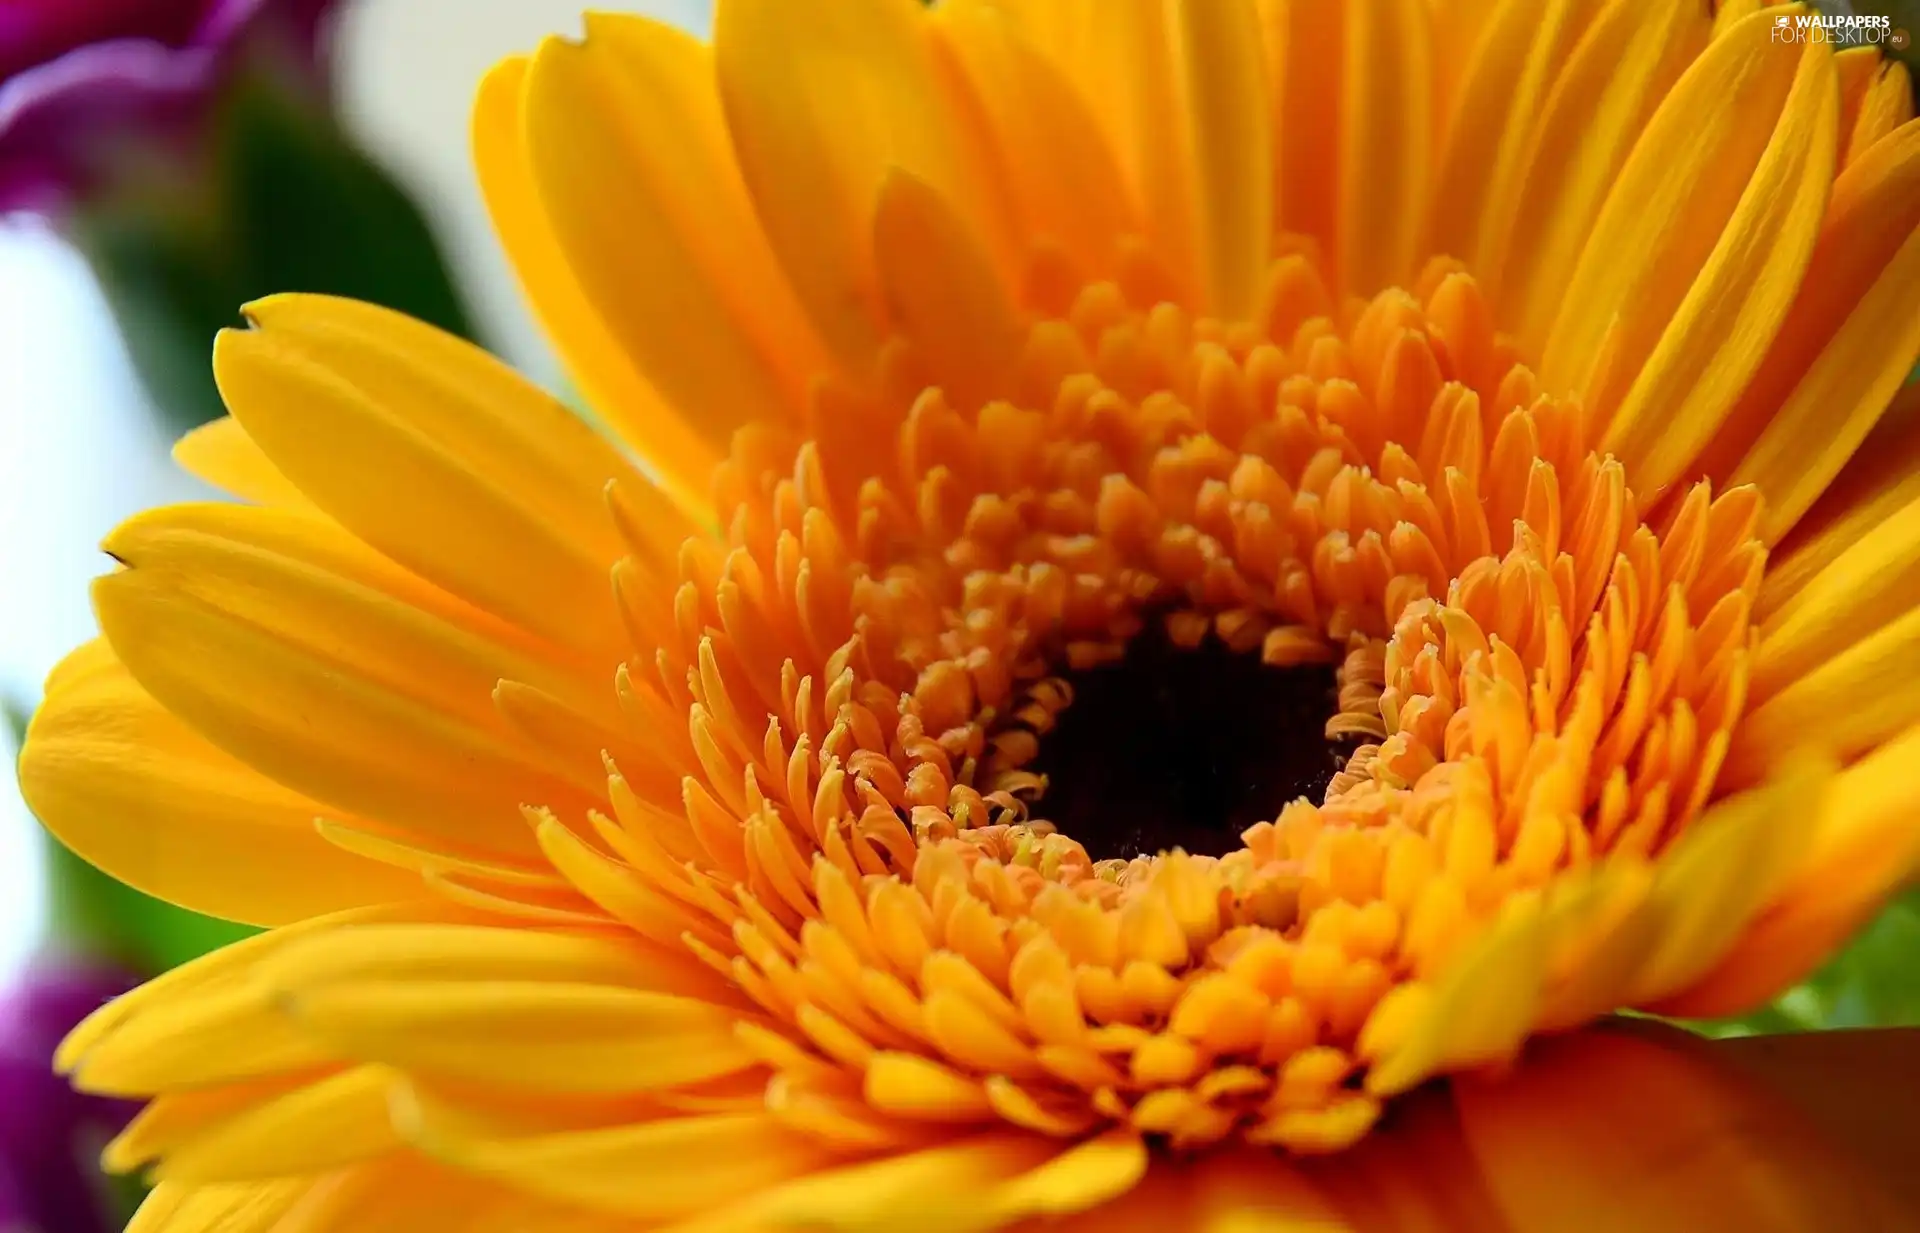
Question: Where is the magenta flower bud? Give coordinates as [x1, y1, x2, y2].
[0, 0, 334, 214]
[0, 958, 140, 1233]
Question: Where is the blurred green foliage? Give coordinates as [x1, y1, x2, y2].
[71, 70, 474, 437]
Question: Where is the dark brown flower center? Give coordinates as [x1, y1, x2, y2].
[1025, 619, 1352, 861]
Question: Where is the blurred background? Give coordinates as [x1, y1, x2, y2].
[0, 0, 1916, 1229]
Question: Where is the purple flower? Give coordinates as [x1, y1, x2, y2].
[0, 959, 139, 1233]
[0, 0, 335, 214]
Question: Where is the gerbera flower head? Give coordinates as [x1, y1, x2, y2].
[18, 0, 1920, 1227]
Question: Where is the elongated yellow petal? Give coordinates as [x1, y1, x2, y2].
[1762, 383, 1920, 614]
[1596, 35, 1836, 499]
[715, 0, 991, 370]
[1848, 59, 1915, 165]
[522, 19, 827, 441]
[1422, 0, 1591, 279]
[872, 168, 1023, 410]
[1623, 758, 1825, 1003]
[281, 979, 756, 1093]
[272, 1160, 579, 1233]
[985, 1129, 1150, 1224]
[1265, 0, 1342, 260]
[1494, 0, 1708, 346]
[1720, 122, 1920, 541]
[1729, 608, 1920, 783]
[213, 301, 629, 663]
[1177, 0, 1270, 321]
[1100, 0, 1199, 302]
[105, 501, 611, 724]
[1666, 725, 1920, 1017]
[172, 417, 309, 508]
[127, 1180, 313, 1233]
[19, 642, 420, 925]
[70, 981, 330, 1096]
[55, 901, 466, 1077]
[671, 1135, 1062, 1233]
[472, 57, 718, 513]
[92, 515, 596, 857]
[1753, 490, 1920, 703]
[397, 1097, 839, 1219]
[1338, 0, 1431, 296]
[151, 1065, 404, 1184]
[932, 5, 1136, 282]
[252, 923, 729, 1004]
[1540, 7, 1806, 433]
[1364, 910, 1546, 1097]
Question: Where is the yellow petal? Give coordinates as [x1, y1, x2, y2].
[252, 922, 733, 1006]
[1753, 488, 1920, 703]
[1596, 34, 1837, 499]
[1664, 724, 1920, 1017]
[396, 1096, 838, 1219]
[1365, 907, 1547, 1097]
[1835, 46, 1884, 162]
[107, 501, 611, 722]
[127, 1180, 313, 1233]
[281, 979, 755, 1093]
[670, 1135, 1061, 1233]
[1494, 0, 1709, 347]
[522, 18, 827, 444]
[1623, 757, 1826, 1004]
[1338, 0, 1431, 297]
[1727, 608, 1920, 784]
[1094, 0, 1199, 303]
[213, 297, 630, 663]
[1531, 862, 1661, 1031]
[1847, 59, 1914, 165]
[1721, 122, 1920, 542]
[172, 417, 310, 509]
[1177, 0, 1271, 320]
[472, 57, 717, 513]
[1540, 6, 1809, 438]
[19, 641, 420, 925]
[55, 901, 467, 1073]
[1761, 382, 1920, 614]
[872, 168, 1023, 410]
[273, 1160, 625, 1233]
[69, 980, 330, 1096]
[1267, 0, 1343, 261]
[1422, 0, 1592, 279]
[932, 5, 1136, 281]
[91, 509, 597, 856]
[150, 1065, 404, 1184]
[986, 1128, 1150, 1223]
[715, 0, 991, 370]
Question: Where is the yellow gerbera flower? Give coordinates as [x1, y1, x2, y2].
[19, 0, 1920, 1227]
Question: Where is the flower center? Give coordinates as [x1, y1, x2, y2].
[1016, 616, 1351, 861]
[687, 245, 1770, 1155]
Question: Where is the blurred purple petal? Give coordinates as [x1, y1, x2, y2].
[0, 1, 206, 80]
[0, 37, 215, 213]
[0, 960, 138, 1233]
[0, 0, 336, 216]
